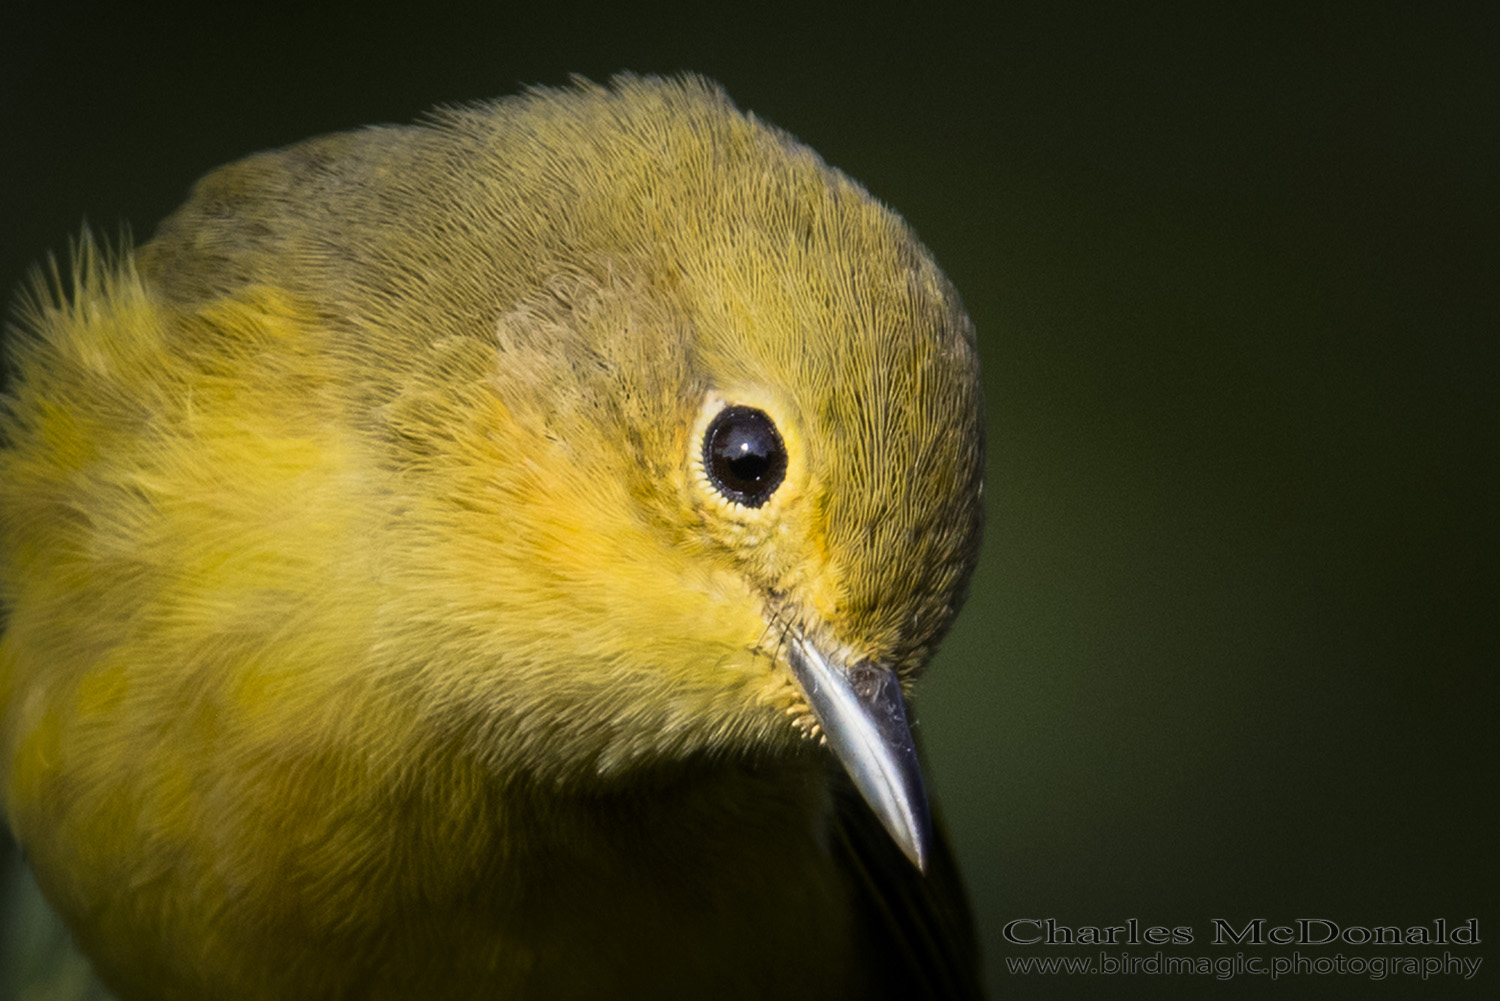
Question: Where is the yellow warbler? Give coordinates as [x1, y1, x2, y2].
[0, 74, 985, 999]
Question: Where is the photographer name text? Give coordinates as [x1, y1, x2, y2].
[1002, 917, 1480, 947]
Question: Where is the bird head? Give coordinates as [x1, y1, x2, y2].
[133, 75, 985, 867]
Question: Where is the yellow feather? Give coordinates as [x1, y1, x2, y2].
[1, 74, 984, 999]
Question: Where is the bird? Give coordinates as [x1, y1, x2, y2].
[0, 73, 986, 999]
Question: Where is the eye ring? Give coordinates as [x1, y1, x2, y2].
[702, 405, 788, 508]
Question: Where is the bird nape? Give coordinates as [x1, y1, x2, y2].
[0, 74, 986, 1000]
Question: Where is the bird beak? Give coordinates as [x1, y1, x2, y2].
[784, 631, 932, 872]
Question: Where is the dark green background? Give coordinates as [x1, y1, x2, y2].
[3, 3, 1492, 998]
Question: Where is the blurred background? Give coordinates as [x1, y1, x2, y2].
[2, 2, 1492, 998]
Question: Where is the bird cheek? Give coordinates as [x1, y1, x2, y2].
[759, 508, 845, 635]
[804, 569, 847, 633]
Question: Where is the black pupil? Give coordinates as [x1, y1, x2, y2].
[703, 406, 788, 508]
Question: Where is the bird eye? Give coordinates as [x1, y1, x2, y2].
[702, 406, 788, 508]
